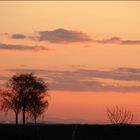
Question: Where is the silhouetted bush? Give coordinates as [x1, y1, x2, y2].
[106, 106, 134, 125]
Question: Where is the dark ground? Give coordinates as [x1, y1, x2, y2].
[0, 124, 140, 140]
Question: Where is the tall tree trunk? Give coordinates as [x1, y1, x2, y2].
[15, 112, 18, 125]
[34, 115, 37, 125]
[22, 107, 26, 125]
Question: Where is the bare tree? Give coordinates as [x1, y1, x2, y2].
[0, 90, 21, 125]
[106, 106, 134, 125]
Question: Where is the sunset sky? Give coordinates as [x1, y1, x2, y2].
[0, 1, 140, 124]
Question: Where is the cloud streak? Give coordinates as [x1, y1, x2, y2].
[11, 34, 26, 39]
[0, 43, 48, 51]
[6, 67, 140, 92]
[0, 33, 8, 36]
[33, 28, 140, 45]
[96, 37, 140, 45]
[3, 28, 140, 45]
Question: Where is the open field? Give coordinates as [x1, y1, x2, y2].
[0, 124, 140, 140]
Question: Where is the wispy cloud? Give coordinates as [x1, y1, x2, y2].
[0, 33, 8, 36]
[32, 29, 140, 45]
[0, 43, 48, 51]
[0, 75, 8, 81]
[3, 28, 140, 45]
[34, 28, 92, 43]
[11, 34, 26, 39]
[6, 67, 140, 92]
[95, 37, 140, 45]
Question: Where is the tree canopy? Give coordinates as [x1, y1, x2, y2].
[0, 73, 49, 125]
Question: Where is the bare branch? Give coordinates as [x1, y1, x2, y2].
[106, 106, 134, 125]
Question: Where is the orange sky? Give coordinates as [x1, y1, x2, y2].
[0, 1, 140, 123]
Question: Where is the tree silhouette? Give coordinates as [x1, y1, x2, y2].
[6, 73, 48, 125]
[28, 92, 49, 125]
[0, 90, 21, 125]
[106, 106, 134, 125]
